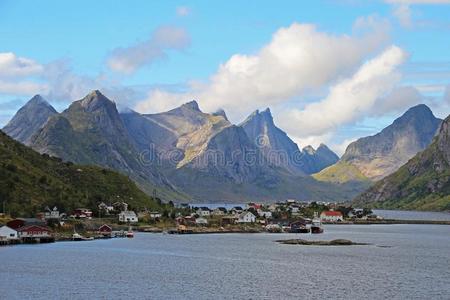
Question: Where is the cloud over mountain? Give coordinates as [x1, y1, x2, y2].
[136, 19, 390, 117]
[107, 26, 191, 74]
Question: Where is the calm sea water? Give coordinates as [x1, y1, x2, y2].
[374, 209, 450, 221]
[1, 224, 450, 300]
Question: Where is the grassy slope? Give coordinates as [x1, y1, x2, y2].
[354, 142, 450, 211]
[313, 161, 370, 183]
[0, 130, 163, 217]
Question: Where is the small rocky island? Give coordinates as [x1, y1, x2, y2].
[276, 239, 369, 246]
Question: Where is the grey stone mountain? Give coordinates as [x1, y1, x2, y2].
[301, 144, 340, 174]
[25, 91, 181, 200]
[354, 113, 450, 211]
[239, 108, 338, 174]
[3, 95, 57, 145]
[121, 99, 353, 202]
[5, 91, 365, 203]
[315, 104, 442, 184]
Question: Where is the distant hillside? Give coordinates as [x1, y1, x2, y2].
[0, 130, 163, 217]
[354, 114, 450, 211]
[315, 104, 441, 184]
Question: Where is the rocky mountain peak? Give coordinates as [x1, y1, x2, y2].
[181, 100, 201, 112]
[303, 145, 316, 155]
[80, 90, 115, 112]
[2, 94, 57, 144]
[212, 109, 228, 121]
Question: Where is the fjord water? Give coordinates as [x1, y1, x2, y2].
[2, 225, 450, 300]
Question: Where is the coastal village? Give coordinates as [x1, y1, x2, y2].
[0, 199, 382, 246]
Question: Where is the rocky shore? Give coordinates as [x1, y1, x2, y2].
[276, 239, 369, 246]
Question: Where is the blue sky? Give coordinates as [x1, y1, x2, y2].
[1, 0, 450, 154]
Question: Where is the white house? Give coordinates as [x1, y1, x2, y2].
[257, 209, 272, 219]
[149, 211, 162, 219]
[212, 207, 227, 216]
[0, 226, 18, 241]
[196, 207, 211, 217]
[290, 205, 300, 215]
[118, 211, 138, 223]
[320, 211, 344, 222]
[195, 217, 208, 225]
[44, 206, 60, 220]
[237, 212, 256, 223]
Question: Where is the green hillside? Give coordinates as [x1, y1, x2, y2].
[354, 116, 450, 211]
[0, 130, 163, 217]
[313, 161, 370, 183]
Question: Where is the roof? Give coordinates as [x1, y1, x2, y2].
[239, 211, 255, 218]
[321, 211, 343, 217]
[17, 225, 52, 232]
[120, 211, 137, 217]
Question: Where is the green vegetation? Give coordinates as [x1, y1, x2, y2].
[355, 141, 450, 211]
[313, 161, 370, 183]
[0, 130, 164, 217]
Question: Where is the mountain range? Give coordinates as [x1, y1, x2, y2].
[354, 114, 450, 211]
[4, 90, 449, 209]
[314, 104, 441, 184]
[4, 91, 347, 203]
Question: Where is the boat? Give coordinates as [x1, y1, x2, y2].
[289, 226, 311, 234]
[72, 232, 94, 241]
[311, 214, 324, 234]
[126, 226, 134, 238]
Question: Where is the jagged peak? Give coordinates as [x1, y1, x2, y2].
[80, 90, 115, 111]
[317, 143, 330, 150]
[26, 94, 54, 110]
[397, 103, 436, 123]
[303, 145, 316, 155]
[181, 100, 201, 112]
[212, 108, 228, 121]
[241, 107, 274, 125]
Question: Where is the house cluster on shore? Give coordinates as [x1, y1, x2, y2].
[0, 218, 54, 245]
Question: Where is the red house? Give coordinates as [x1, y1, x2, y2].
[17, 225, 54, 243]
[98, 224, 112, 237]
[6, 218, 46, 230]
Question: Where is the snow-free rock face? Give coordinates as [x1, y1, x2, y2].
[354, 114, 450, 211]
[239, 108, 338, 175]
[27, 91, 178, 198]
[3, 95, 57, 145]
[300, 144, 339, 174]
[316, 104, 442, 183]
[6, 92, 361, 203]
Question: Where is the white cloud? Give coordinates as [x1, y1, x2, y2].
[385, 0, 450, 27]
[0, 52, 44, 78]
[0, 52, 47, 95]
[107, 26, 190, 74]
[392, 4, 413, 27]
[135, 20, 390, 119]
[176, 6, 191, 16]
[373, 85, 422, 116]
[0, 80, 47, 96]
[278, 46, 407, 138]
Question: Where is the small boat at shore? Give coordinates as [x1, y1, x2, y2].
[126, 226, 134, 238]
[311, 218, 324, 234]
[72, 232, 94, 241]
